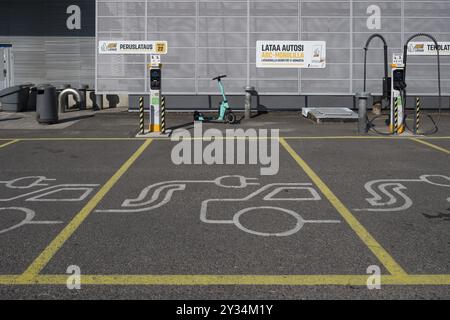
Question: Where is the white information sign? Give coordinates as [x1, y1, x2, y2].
[407, 42, 450, 56]
[98, 41, 168, 55]
[256, 41, 326, 68]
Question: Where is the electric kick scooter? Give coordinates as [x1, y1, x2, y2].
[194, 75, 237, 124]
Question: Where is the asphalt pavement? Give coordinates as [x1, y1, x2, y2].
[0, 109, 449, 299]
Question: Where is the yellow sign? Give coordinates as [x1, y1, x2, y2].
[99, 41, 168, 55]
[156, 42, 167, 54]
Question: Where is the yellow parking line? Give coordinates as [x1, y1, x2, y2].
[13, 275, 370, 286]
[0, 139, 20, 149]
[280, 138, 407, 276]
[424, 137, 450, 140]
[284, 136, 401, 140]
[0, 138, 144, 141]
[410, 138, 450, 155]
[1, 274, 448, 286]
[17, 139, 153, 281]
[386, 275, 450, 286]
[0, 136, 449, 142]
[0, 275, 19, 285]
[283, 136, 449, 140]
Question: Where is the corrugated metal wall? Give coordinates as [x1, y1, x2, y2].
[0, 1, 448, 96]
[0, 37, 95, 88]
[0, 0, 95, 88]
[96, 0, 450, 96]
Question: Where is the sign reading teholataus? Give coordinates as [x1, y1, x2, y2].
[256, 41, 326, 68]
[407, 42, 450, 56]
[98, 41, 168, 55]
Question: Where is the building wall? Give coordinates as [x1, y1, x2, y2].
[0, 0, 95, 88]
[0, 36, 95, 88]
[96, 0, 450, 96]
[0, 0, 449, 110]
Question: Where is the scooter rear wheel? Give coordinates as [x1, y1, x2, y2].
[226, 111, 236, 124]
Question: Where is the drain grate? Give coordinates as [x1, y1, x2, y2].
[302, 107, 358, 123]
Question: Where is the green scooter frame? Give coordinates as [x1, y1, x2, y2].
[194, 75, 237, 124]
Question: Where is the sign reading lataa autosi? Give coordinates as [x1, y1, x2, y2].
[98, 41, 168, 55]
[256, 41, 326, 68]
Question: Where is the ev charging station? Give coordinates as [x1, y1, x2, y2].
[149, 54, 162, 133]
[390, 53, 406, 134]
[360, 33, 444, 136]
[97, 40, 168, 135]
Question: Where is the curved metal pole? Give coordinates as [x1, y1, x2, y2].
[403, 33, 440, 89]
[363, 34, 388, 92]
[403, 33, 441, 135]
[58, 88, 82, 113]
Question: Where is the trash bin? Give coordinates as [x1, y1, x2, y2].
[27, 86, 38, 111]
[36, 84, 58, 124]
[0, 84, 33, 112]
[90, 91, 103, 111]
[79, 84, 89, 110]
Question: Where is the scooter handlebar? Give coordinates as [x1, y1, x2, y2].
[212, 75, 227, 81]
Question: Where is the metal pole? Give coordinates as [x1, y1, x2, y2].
[394, 96, 399, 134]
[357, 92, 368, 134]
[62, 84, 71, 112]
[415, 97, 420, 135]
[79, 84, 89, 110]
[161, 96, 166, 134]
[95, 94, 103, 110]
[244, 86, 254, 120]
[139, 96, 144, 135]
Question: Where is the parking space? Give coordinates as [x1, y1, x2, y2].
[41, 140, 384, 276]
[0, 140, 142, 274]
[285, 138, 450, 274]
[0, 136, 448, 297]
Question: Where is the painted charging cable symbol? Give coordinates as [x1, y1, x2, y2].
[0, 176, 55, 189]
[97, 175, 260, 212]
[98, 176, 341, 237]
[0, 176, 99, 202]
[213, 175, 259, 189]
[355, 174, 450, 212]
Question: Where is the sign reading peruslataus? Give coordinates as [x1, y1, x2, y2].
[256, 41, 326, 68]
[407, 42, 450, 56]
[98, 41, 168, 55]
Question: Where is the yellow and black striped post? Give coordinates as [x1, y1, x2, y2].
[160, 96, 166, 134]
[415, 97, 420, 135]
[393, 96, 399, 134]
[139, 96, 145, 135]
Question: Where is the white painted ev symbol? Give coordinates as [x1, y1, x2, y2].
[0, 207, 62, 235]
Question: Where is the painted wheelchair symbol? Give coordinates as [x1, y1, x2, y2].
[97, 175, 341, 237]
[354, 174, 450, 212]
[0, 176, 99, 234]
